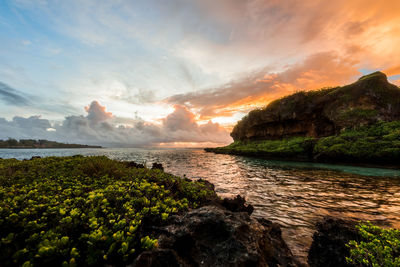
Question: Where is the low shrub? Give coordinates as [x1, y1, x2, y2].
[0, 156, 215, 266]
[347, 222, 400, 267]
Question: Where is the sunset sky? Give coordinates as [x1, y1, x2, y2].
[1, 0, 400, 147]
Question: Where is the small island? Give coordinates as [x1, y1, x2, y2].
[206, 72, 400, 166]
[0, 139, 102, 149]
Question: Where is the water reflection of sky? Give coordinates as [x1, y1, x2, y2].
[1, 148, 400, 263]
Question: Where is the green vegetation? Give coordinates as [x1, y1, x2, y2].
[206, 137, 314, 159]
[346, 222, 400, 267]
[208, 121, 400, 164]
[357, 71, 387, 82]
[0, 156, 215, 266]
[0, 139, 101, 149]
[315, 121, 400, 163]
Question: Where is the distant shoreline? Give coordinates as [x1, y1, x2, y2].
[0, 139, 102, 149]
[0, 147, 102, 149]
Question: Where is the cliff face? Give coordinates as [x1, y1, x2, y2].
[231, 72, 400, 141]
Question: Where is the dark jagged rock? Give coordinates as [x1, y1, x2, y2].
[308, 217, 360, 267]
[123, 161, 145, 169]
[133, 205, 298, 267]
[30, 156, 41, 160]
[151, 162, 164, 171]
[231, 72, 400, 141]
[221, 194, 254, 215]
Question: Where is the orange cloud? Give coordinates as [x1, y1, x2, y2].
[165, 0, 400, 126]
[384, 66, 400, 77]
[392, 79, 400, 86]
[182, 0, 400, 75]
[165, 52, 359, 122]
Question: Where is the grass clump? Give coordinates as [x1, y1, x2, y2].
[0, 156, 215, 266]
[346, 222, 400, 267]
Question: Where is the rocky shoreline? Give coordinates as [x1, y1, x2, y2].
[133, 204, 298, 267]
[119, 166, 361, 267]
[131, 193, 367, 267]
[125, 165, 379, 267]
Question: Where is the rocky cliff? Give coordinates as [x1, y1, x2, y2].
[231, 72, 400, 141]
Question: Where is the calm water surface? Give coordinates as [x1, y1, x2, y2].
[1, 148, 400, 262]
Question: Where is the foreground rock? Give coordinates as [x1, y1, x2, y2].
[133, 205, 298, 267]
[308, 217, 360, 267]
[221, 194, 254, 215]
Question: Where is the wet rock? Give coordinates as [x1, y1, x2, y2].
[308, 217, 360, 267]
[151, 162, 164, 171]
[30, 156, 41, 160]
[221, 194, 254, 215]
[133, 205, 297, 267]
[123, 161, 145, 169]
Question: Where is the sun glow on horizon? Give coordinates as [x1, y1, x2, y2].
[157, 141, 231, 148]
